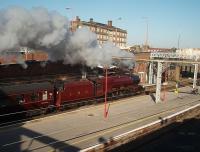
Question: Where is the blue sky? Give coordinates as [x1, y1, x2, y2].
[1, 0, 200, 48]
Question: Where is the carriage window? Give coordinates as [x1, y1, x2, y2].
[49, 92, 53, 99]
[16, 95, 25, 104]
[42, 91, 48, 100]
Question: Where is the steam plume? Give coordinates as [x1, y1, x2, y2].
[0, 6, 134, 68]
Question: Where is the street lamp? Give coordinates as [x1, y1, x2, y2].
[65, 7, 78, 32]
[65, 7, 73, 19]
[104, 66, 108, 118]
[114, 17, 122, 47]
[142, 17, 149, 51]
[65, 7, 73, 31]
[65, 7, 71, 10]
[65, 7, 73, 15]
[177, 34, 181, 49]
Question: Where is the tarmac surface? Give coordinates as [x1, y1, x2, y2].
[0, 86, 200, 152]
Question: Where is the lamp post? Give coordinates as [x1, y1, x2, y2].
[65, 7, 73, 18]
[65, 7, 76, 32]
[114, 17, 122, 47]
[142, 17, 149, 51]
[104, 66, 108, 118]
[65, 7, 72, 31]
[177, 34, 181, 49]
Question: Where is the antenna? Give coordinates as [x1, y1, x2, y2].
[142, 17, 149, 51]
[177, 34, 181, 49]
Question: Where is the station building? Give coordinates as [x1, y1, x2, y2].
[178, 48, 200, 76]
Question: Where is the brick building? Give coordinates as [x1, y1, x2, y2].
[133, 48, 172, 83]
[178, 48, 200, 75]
[0, 47, 48, 64]
[134, 52, 150, 83]
[71, 16, 127, 48]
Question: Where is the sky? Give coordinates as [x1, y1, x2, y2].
[0, 0, 200, 48]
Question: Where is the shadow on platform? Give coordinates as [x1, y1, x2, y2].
[149, 93, 156, 102]
[0, 123, 80, 152]
[109, 116, 200, 152]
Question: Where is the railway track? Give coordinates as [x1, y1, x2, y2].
[0, 79, 194, 128]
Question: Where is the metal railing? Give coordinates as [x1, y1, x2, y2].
[150, 52, 200, 61]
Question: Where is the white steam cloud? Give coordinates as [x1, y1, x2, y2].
[0, 6, 134, 68]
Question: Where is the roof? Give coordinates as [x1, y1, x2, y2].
[0, 82, 53, 96]
[81, 21, 127, 33]
[148, 48, 171, 52]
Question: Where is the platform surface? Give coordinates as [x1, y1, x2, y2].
[0, 86, 200, 152]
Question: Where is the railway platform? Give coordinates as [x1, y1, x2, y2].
[0, 86, 200, 152]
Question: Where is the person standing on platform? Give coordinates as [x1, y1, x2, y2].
[175, 81, 180, 97]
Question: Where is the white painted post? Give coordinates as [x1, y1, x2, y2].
[156, 62, 162, 103]
[193, 64, 198, 89]
[149, 62, 153, 84]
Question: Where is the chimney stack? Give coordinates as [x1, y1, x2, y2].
[76, 16, 80, 22]
[108, 20, 112, 27]
[90, 18, 93, 22]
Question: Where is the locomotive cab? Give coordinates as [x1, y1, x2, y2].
[131, 74, 140, 84]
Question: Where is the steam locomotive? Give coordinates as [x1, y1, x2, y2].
[0, 74, 143, 117]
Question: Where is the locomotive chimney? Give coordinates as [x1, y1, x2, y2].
[81, 65, 87, 79]
[90, 18, 93, 22]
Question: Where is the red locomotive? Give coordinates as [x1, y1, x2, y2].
[0, 74, 143, 117]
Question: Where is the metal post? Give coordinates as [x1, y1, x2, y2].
[145, 20, 148, 48]
[115, 28, 117, 46]
[104, 67, 108, 118]
[175, 66, 180, 82]
[156, 62, 162, 103]
[177, 34, 181, 49]
[149, 62, 153, 84]
[193, 64, 198, 89]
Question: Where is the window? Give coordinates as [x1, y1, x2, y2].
[16, 95, 25, 104]
[42, 91, 48, 100]
[49, 92, 53, 99]
[31, 93, 39, 101]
